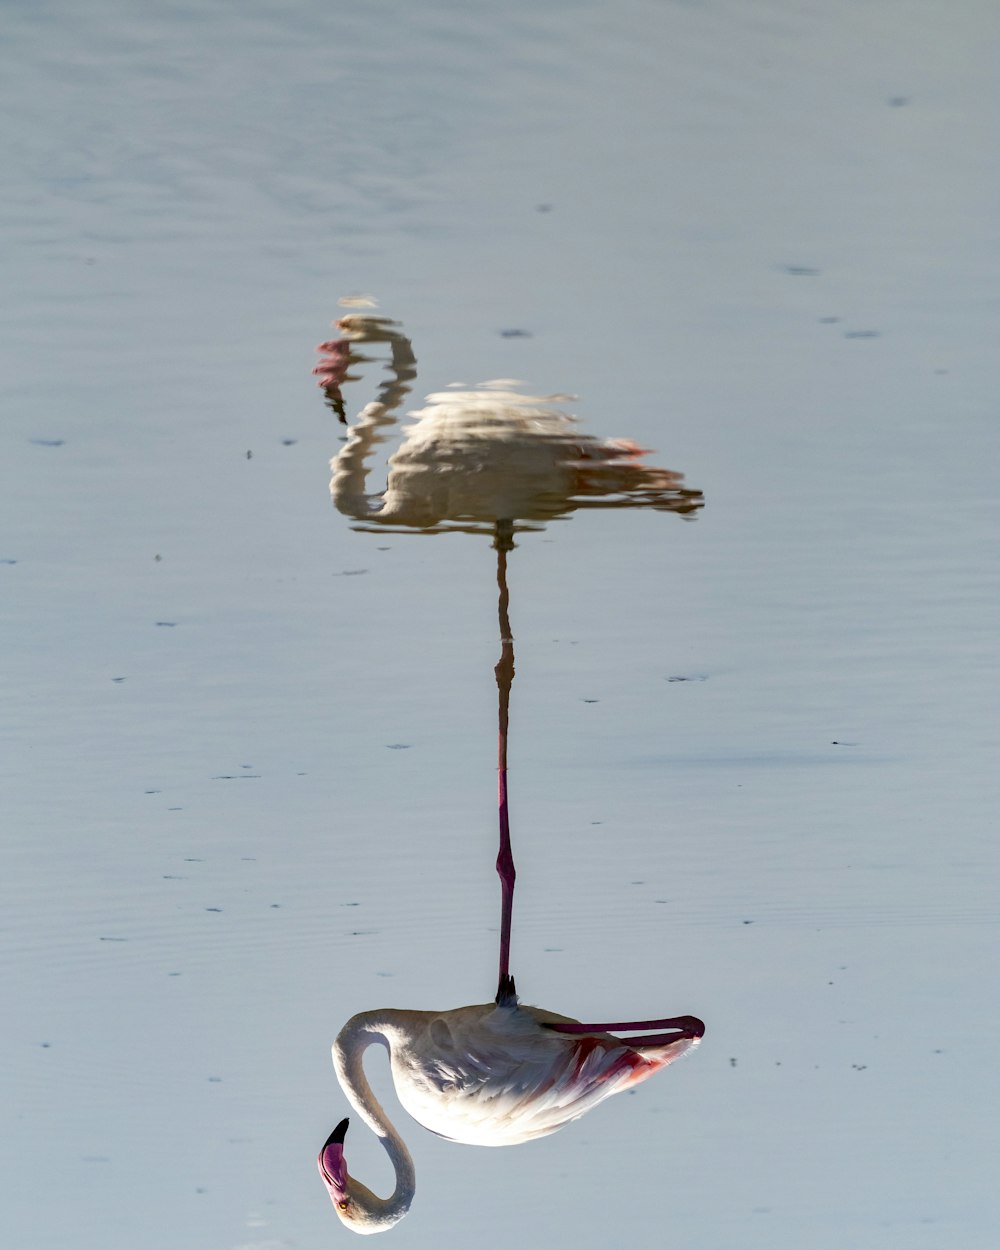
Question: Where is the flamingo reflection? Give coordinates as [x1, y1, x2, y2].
[315, 317, 705, 1234]
[319, 315, 702, 534]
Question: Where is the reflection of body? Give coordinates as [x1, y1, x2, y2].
[319, 316, 702, 534]
[318, 517, 703, 1234]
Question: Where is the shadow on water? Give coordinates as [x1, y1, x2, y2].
[314, 311, 707, 1234]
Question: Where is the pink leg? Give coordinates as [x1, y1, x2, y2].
[494, 526, 517, 1006]
[496, 762, 516, 1004]
[546, 1014, 705, 1043]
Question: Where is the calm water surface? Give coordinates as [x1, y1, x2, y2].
[3, 2, 998, 1248]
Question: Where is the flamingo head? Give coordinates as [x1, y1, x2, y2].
[318, 1118, 409, 1235]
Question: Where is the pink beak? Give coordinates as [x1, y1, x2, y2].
[318, 1117, 350, 1202]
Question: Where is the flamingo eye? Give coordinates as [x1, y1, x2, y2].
[338, 1201, 349, 1211]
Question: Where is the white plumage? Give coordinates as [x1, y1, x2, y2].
[319, 1000, 702, 1232]
[340, 1002, 699, 1147]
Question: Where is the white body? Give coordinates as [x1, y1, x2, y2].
[330, 385, 696, 532]
[335, 1002, 698, 1147]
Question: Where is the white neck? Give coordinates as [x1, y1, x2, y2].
[333, 1011, 416, 1226]
[330, 401, 395, 519]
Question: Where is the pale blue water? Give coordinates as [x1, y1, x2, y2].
[3, 2, 998, 1248]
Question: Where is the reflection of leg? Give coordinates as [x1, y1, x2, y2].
[494, 523, 518, 1007]
[546, 1014, 705, 1045]
[495, 757, 517, 1005]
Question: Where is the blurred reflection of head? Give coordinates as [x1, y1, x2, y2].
[317, 315, 703, 539]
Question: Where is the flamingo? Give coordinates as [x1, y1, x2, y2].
[317, 315, 703, 534]
[317, 517, 705, 1234]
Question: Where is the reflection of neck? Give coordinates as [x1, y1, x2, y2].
[329, 331, 417, 521]
[330, 401, 397, 517]
[333, 1012, 416, 1222]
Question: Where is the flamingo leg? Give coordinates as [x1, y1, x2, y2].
[495, 764, 516, 1005]
[546, 1014, 705, 1041]
[494, 523, 517, 1005]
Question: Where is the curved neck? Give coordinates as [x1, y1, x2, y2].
[329, 401, 397, 519]
[329, 327, 417, 522]
[333, 1012, 415, 1221]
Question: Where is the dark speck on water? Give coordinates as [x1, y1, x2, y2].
[386, 743, 412, 749]
[30, 438, 65, 446]
[844, 329, 881, 339]
[499, 328, 533, 338]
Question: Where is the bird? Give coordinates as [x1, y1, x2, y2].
[317, 519, 704, 1235]
[318, 993, 703, 1233]
[316, 311, 705, 1234]
[317, 315, 702, 535]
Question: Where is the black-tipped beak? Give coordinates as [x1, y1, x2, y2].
[324, 1117, 349, 1151]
